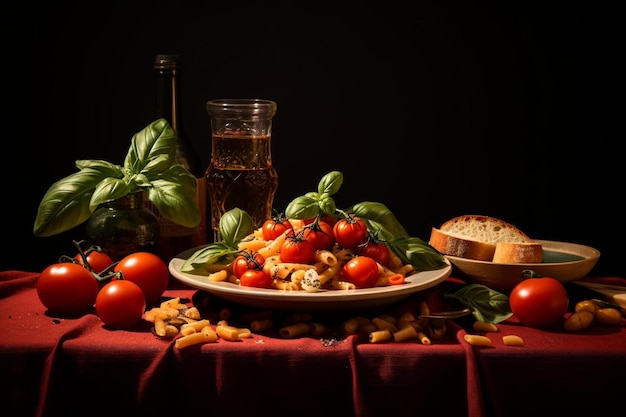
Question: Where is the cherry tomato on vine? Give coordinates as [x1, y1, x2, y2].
[303, 220, 335, 250]
[358, 240, 390, 267]
[280, 232, 315, 264]
[342, 256, 380, 288]
[333, 215, 368, 249]
[37, 262, 100, 315]
[74, 250, 114, 274]
[113, 252, 169, 305]
[232, 252, 266, 278]
[509, 277, 569, 329]
[262, 216, 293, 241]
[240, 269, 273, 289]
[95, 279, 146, 329]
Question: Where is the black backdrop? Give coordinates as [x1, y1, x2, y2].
[6, 1, 622, 276]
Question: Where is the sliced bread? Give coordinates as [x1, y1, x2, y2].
[439, 215, 533, 244]
[492, 241, 543, 264]
[429, 227, 497, 261]
[429, 215, 540, 263]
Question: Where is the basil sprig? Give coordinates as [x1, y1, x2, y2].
[33, 119, 200, 237]
[181, 208, 255, 273]
[286, 171, 446, 272]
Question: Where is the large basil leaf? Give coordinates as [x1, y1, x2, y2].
[90, 178, 136, 210]
[33, 168, 111, 236]
[181, 242, 239, 273]
[146, 176, 200, 228]
[219, 208, 256, 246]
[123, 118, 175, 175]
[285, 194, 321, 220]
[345, 201, 408, 239]
[317, 171, 343, 196]
[445, 284, 513, 323]
[389, 236, 447, 271]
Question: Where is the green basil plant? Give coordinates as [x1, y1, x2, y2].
[33, 118, 201, 237]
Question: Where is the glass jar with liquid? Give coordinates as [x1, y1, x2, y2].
[205, 99, 279, 242]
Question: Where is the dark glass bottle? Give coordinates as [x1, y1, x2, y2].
[148, 54, 207, 262]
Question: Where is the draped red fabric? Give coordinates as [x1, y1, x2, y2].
[1, 271, 624, 417]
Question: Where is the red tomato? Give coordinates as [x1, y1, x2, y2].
[509, 277, 569, 328]
[74, 250, 114, 274]
[358, 241, 390, 267]
[37, 263, 99, 315]
[113, 252, 169, 306]
[303, 220, 335, 250]
[333, 216, 368, 249]
[320, 215, 338, 227]
[342, 256, 380, 288]
[240, 269, 273, 288]
[280, 232, 315, 264]
[262, 216, 293, 241]
[95, 280, 146, 329]
[232, 252, 266, 278]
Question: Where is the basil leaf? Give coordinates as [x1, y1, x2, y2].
[146, 176, 201, 228]
[346, 201, 408, 239]
[445, 284, 513, 324]
[75, 159, 125, 176]
[285, 194, 321, 220]
[317, 171, 343, 196]
[389, 236, 447, 271]
[33, 167, 112, 236]
[219, 208, 256, 246]
[123, 118, 175, 175]
[181, 242, 239, 273]
[90, 178, 135, 210]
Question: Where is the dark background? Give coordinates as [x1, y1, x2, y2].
[5, 1, 622, 276]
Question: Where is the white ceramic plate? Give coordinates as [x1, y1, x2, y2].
[169, 247, 452, 311]
[446, 239, 600, 293]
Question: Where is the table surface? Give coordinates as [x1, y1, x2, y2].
[2, 270, 625, 417]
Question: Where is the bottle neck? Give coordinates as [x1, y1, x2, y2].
[155, 68, 180, 130]
[154, 57, 203, 177]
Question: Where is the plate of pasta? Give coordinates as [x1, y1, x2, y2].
[169, 247, 452, 311]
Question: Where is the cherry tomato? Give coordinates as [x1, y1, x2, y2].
[342, 256, 380, 288]
[509, 277, 569, 328]
[232, 251, 266, 278]
[37, 262, 99, 315]
[358, 240, 390, 267]
[95, 279, 146, 329]
[333, 216, 368, 249]
[280, 232, 315, 264]
[262, 216, 293, 241]
[113, 252, 169, 306]
[320, 215, 338, 228]
[240, 269, 273, 289]
[303, 220, 335, 250]
[74, 249, 114, 274]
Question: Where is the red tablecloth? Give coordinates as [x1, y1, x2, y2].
[2, 271, 625, 417]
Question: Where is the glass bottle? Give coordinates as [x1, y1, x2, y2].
[148, 54, 207, 262]
[206, 99, 279, 242]
[85, 191, 160, 262]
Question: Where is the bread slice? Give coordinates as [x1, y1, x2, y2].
[429, 215, 541, 263]
[492, 242, 543, 263]
[439, 215, 533, 243]
[429, 227, 496, 261]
